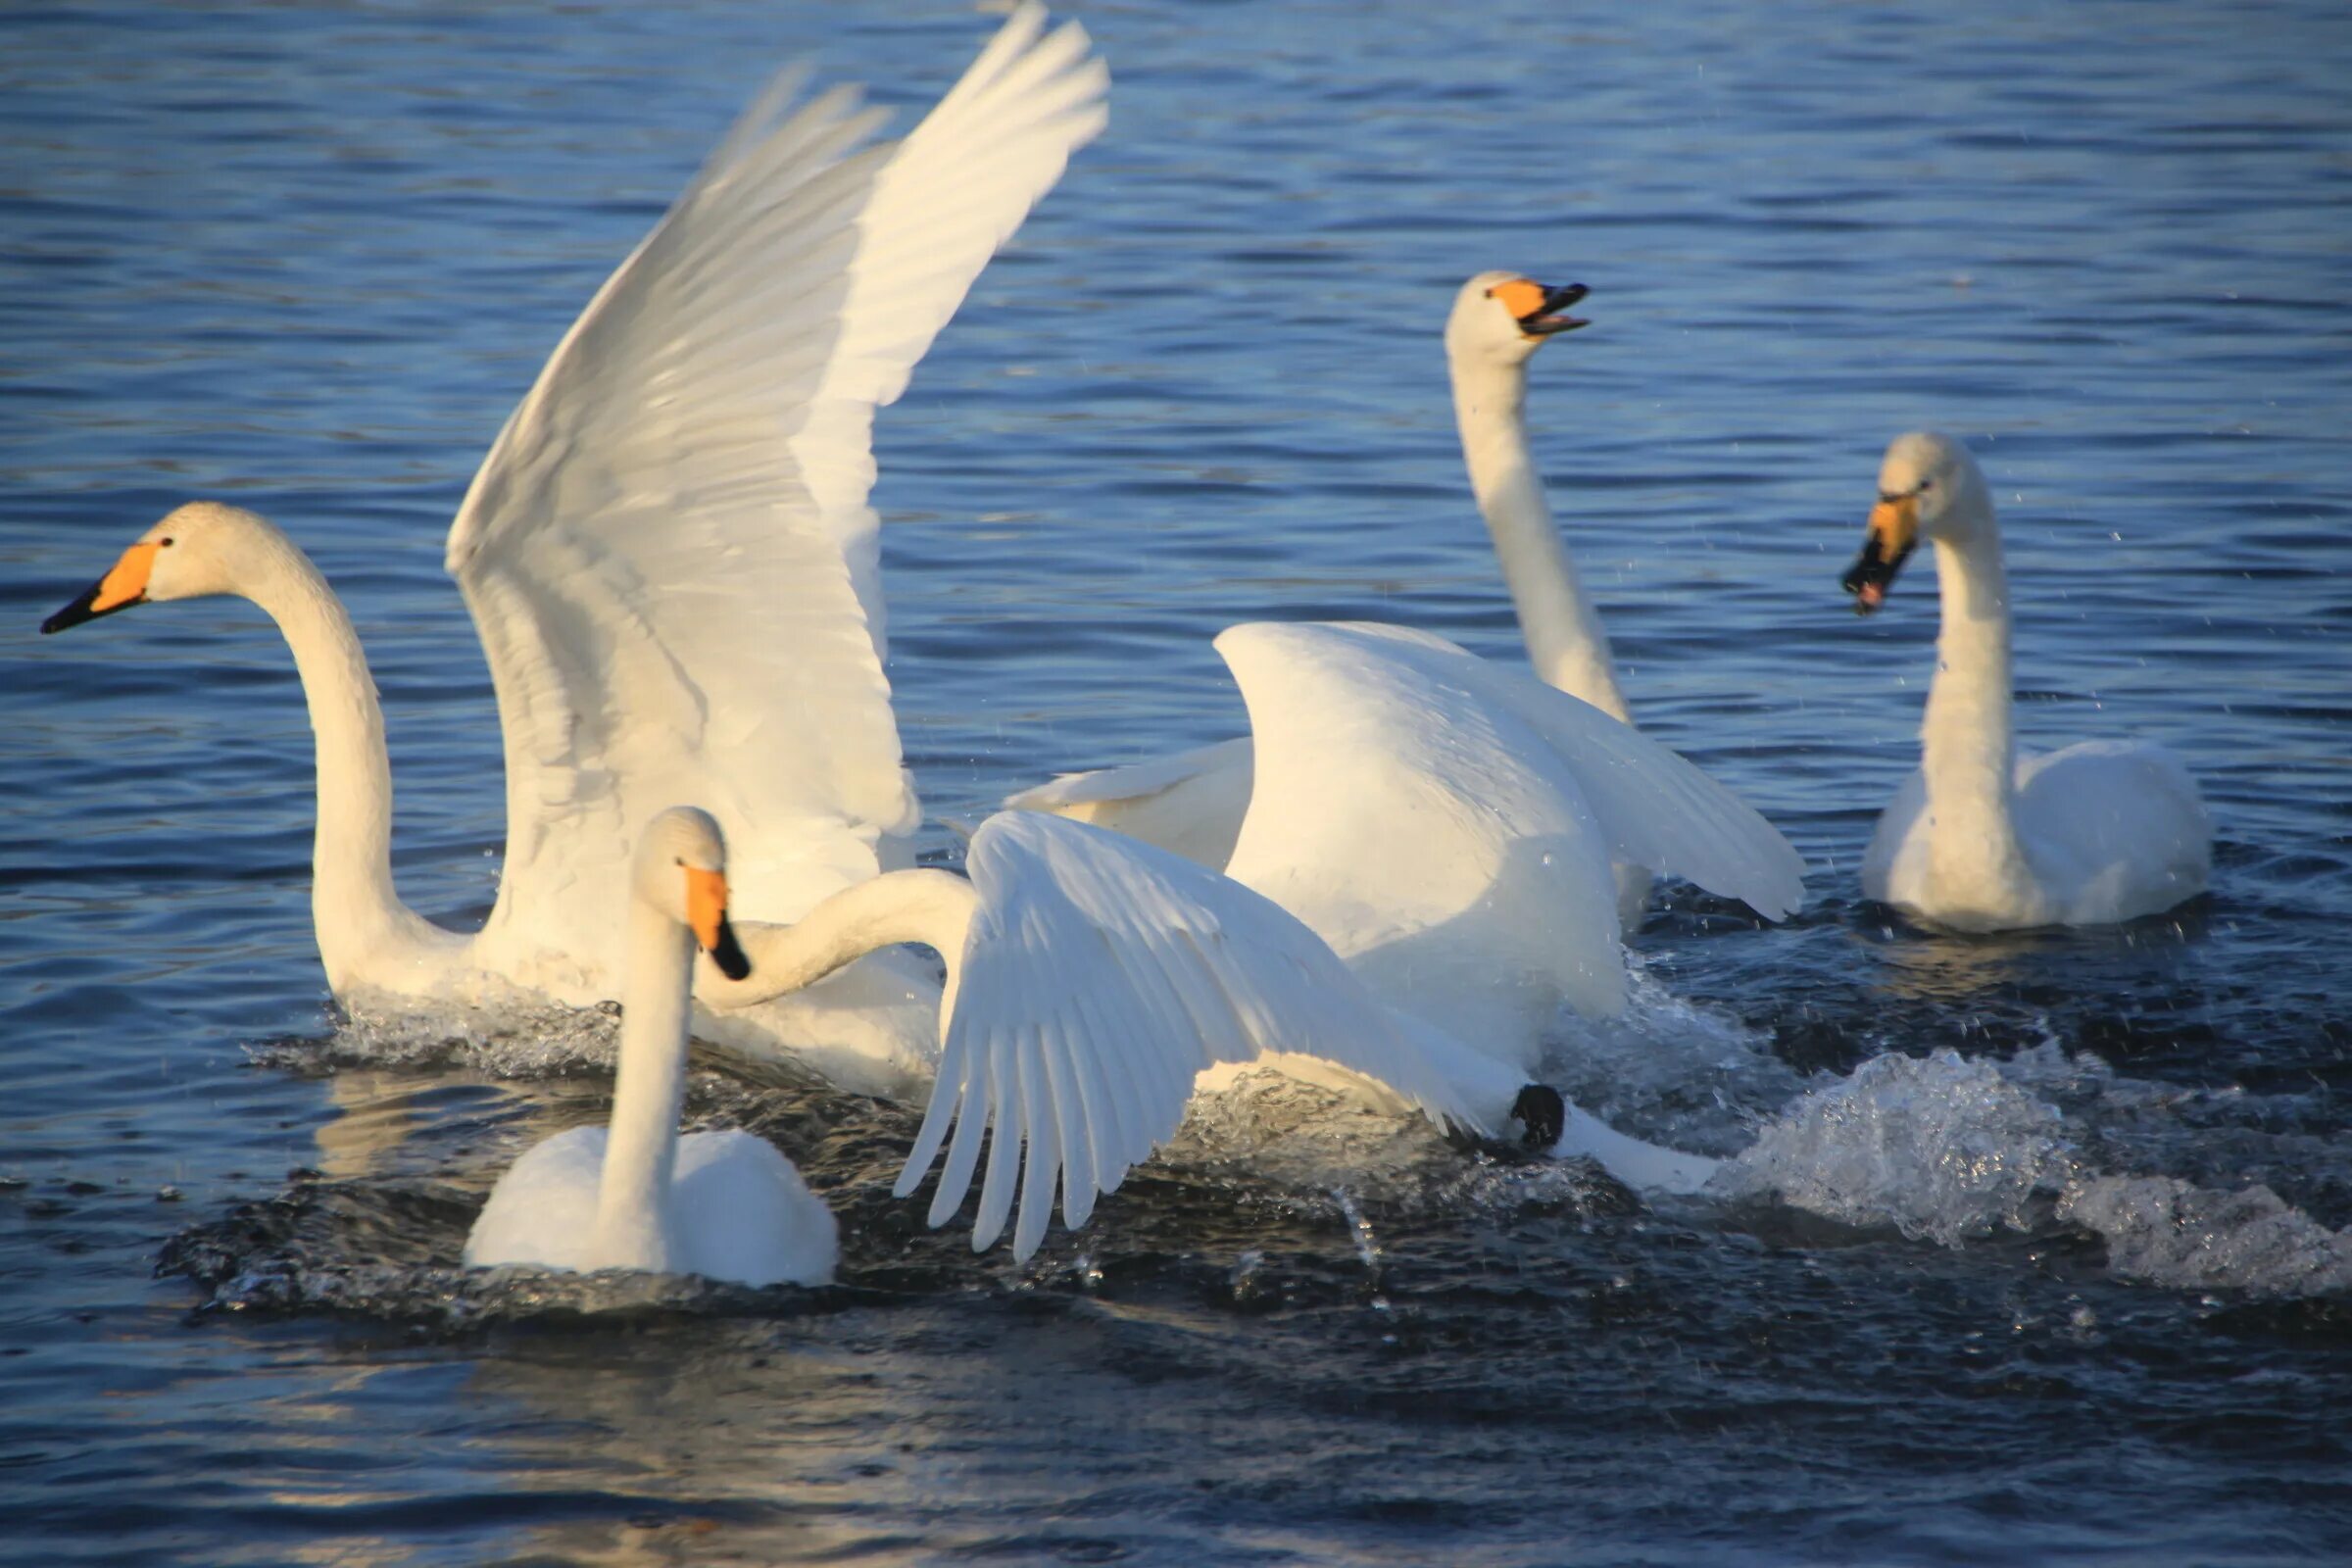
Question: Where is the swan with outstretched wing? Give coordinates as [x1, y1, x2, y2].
[704, 622, 1790, 1259]
[42, 5, 1107, 1088]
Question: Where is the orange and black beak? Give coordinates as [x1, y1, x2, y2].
[684, 867, 752, 981]
[1840, 492, 1920, 615]
[1491, 277, 1592, 337]
[42, 541, 160, 634]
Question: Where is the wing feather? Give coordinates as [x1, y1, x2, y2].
[1215, 621, 1805, 1066]
[443, 9, 1106, 989]
[900, 811, 1494, 1259]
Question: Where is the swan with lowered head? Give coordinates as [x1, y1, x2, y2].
[38, 6, 1107, 1091]
[465, 808, 836, 1288]
[1009, 273, 1672, 928]
[1840, 430, 2210, 930]
[700, 799, 1727, 1262]
[699, 620, 1798, 1256]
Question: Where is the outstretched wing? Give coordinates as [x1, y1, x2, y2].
[1214, 621, 1806, 1065]
[897, 811, 1504, 1260]
[796, 3, 1110, 654]
[444, 7, 1107, 987]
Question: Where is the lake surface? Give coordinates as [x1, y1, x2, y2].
[4, 1, 2350, 1562]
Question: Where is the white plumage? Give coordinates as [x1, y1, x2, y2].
[1842, 432, 2211, 930]
[706, 622, 1795, 1260]
[466, 1124, 835, 1289]
[1216, 621, 1804, 1067]
[42, 7, 1107, 1087]
[1006, 271, 1670, 931]
[466, 808, 837, 1288]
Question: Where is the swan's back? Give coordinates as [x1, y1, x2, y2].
[2016, 740, 2210, 924]
[1865, 741, 2209, 928]
[465, 1125, 836, 1287]
[1216, 621, 1805, 1067]
[673, 1131, 837, 1288]
[464, 1125, 608, 1271]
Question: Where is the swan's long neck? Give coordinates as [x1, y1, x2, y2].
[1451, 355, 1632, 724]
[591, 896, 695, 1273]
[710, 869, 979, 1024]
[238, 532, 436, 988]
[1920, 518, 2032, 897]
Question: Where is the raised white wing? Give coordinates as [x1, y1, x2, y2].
[795, 3, 1109, 655]
[442, 7, 1106, 983]
[896, 811, 1507, 1260]
[1003, 734, 1255, 870]
[1215, 621, 1807, 1066]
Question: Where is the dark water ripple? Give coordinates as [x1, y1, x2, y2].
[4, 0, 2352, 1562]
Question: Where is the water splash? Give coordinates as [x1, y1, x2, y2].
[1546, 961, 1804, 1153]
[1716, 1047, 2352, 1297]
[250, 996, 626, 1079]
[2057, 1176, 2352, 1296]
[1720, 1049, 2074, 1246]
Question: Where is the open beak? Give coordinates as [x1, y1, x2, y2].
[1515, 280, 1592, 337]
[42, 541, 160, 634]
[1840, 495, 1919, 615]
[684, 867, 752, 981]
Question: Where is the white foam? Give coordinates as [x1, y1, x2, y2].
[2056, 1175, 2352, 1296]
[1720, 1049, 2076, 1246]
[1545, 962, 1802, 1153]
[252, 996, 624, 1079]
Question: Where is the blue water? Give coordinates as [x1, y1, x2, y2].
[5, 1, 2351, 1562]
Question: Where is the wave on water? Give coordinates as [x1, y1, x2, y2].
[210, 975, 2352, 1317]
[246, 995, 632, 1082]
[1719, 1047, 2352, 1297]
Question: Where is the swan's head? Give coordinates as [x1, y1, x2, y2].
[635, 807, 752, 982]
[40, 501, 276, 634]
[1839, 431, 1993, 613]
[1446, 270, 1591, 369]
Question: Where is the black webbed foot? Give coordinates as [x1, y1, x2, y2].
[1511, 1084, 1566, 1150]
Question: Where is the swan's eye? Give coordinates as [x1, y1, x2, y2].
[1917, 480, 1935, 494]
[159, 536, 174, 547]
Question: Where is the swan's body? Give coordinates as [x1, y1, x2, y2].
[1204, 620, 1801, 1064]
[466, 808, 836, 1287]
[40, 7, 1106, 1088]
[704, 802, 1731, 1261]
[1010, 273, 1662, 927]
[987, 620, 1803, 1227]
[1840, 431, 2210, 930]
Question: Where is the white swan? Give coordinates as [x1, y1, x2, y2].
[1201, 620, 1802, 1065]
[990, 621, 1802, 1214]
[1007, 271, 1659, 925]
[701, 802, 1725, 1261]
[1840, 431, 2211, 930]
[465, 808, 836, 1287]
[697, 622, 1793, 1255]
[39, 6, 1107, 1089]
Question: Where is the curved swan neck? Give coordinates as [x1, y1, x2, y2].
[591, 896, 696, 1272]
[1921, 514, 2029, 883]
[1450, 354, 1631, 724]
[234, 527, 427, 987]
[713, 869, 978, 1019]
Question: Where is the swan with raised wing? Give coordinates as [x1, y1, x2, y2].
[704, 803, 1721, 1263]
[701, 620, 1790, 1258]
[1839, 430, 2209, 930]
[39, 5, 1108, 1091]
[1007, 271, 1661, 926]
[466, 808, 836, 1288]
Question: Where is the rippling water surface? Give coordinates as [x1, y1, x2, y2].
[4, 2, 2350, 1562]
